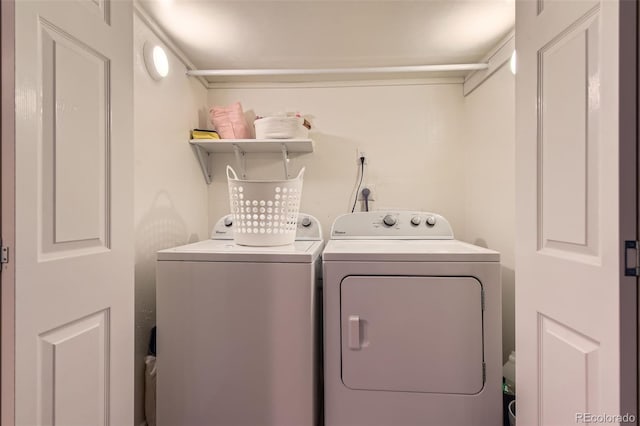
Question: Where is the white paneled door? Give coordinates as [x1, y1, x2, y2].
[14, 0, 133, 425]
[516, 0, 636, 425]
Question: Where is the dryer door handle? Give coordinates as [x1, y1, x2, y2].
[348, 315, 361, 350]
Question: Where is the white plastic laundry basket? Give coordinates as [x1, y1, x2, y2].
[227, 165, 305, 246]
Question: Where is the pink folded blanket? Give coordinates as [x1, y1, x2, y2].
[209, 102, 251, 139]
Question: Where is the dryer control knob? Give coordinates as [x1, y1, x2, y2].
[410, 216, 422, 226]
[383, 215, 397, 227]
[301, 217, 312, 227]
[426, 216, 436, 227]
[224, 217, 233, 227]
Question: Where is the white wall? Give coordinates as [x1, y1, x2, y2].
[207, 82, 467, 240]
[206, 72, 515, 364]
[462, 64, 516, 362]
[133, 14, 209, 425]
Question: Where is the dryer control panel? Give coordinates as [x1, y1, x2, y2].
[330, 211, 454, 240]
[211, 213, 322, 240]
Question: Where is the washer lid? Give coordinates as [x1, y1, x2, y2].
[158, 239, 324, 263]
[322, 239, 499, 262]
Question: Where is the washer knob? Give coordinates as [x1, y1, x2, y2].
[301, 217, 312, 227]
[383, 215, 397, 227]
[410, 216, 422, 226]
[224, 217, 233, 227]
[426, 216, 436, 226]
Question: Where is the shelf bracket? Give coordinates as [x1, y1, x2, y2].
[233, 144, 247, 179]
[193, 144, 212, 184]
[281, 143, 290, 179]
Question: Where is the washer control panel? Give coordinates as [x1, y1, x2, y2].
[330, 211, 453, 240]
[211, 213, 322, 241]
[382, 214, 397, 227]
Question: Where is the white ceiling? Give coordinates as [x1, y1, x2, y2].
[138, 0, 515, 83]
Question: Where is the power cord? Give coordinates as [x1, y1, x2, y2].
[351, 156, 366, 213]
[362, 187, 371, 212]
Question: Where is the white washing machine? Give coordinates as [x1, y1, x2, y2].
[156, 214, 323, 426]
[323, 211, 501, 426]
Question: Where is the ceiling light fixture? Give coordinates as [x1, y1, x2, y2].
[143, 42, 169, 80]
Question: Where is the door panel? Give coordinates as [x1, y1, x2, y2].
[41, 20, 109, 253]
[539, 10, 599, 257]
[79, 0, 110, 24]
[538, 314, 600, 425]
[516, 0, 628, 424]
[38, 310, 109, 426]
[14, 0, 133, 424]
[340, 276, 483, 394]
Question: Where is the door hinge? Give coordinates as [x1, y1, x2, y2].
[1, 245, 9, 264]
[482, 362, 486, 383]
[624, 240, 640, 276]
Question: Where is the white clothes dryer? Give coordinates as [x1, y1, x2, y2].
[156, 214, 323, 426]
[323, 211, 501, 426]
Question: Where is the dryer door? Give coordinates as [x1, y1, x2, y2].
[341, 276, 484, 394]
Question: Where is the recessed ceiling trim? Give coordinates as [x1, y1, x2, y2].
[187, 63, 488, 78]
[463, 31, 515, 96]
